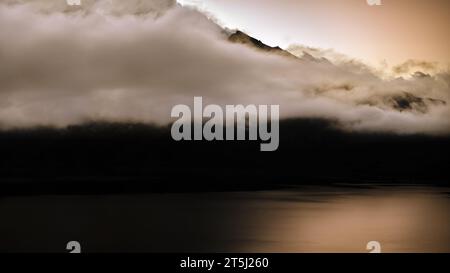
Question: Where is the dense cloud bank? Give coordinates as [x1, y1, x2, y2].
[0, 0, 449, 134]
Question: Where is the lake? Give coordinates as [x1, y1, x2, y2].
[0, 185, 449, 252]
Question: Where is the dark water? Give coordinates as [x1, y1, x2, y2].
[0, 185, 449, 253]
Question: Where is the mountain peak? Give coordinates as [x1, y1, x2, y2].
[228, 31, 295, 58]
[228, 31, 332, 64]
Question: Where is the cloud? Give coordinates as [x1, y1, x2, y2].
[0, 0, 449, 134]
[287, 44, 352, 64]
[1, 0, 176, 15]
[392, 59, 439, 76]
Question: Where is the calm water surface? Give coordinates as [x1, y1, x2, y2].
[0, 185, 449, 252]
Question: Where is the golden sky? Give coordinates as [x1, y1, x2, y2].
[183, 0, 450, 68]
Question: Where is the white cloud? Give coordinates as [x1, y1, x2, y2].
[0, 0, 449, 134]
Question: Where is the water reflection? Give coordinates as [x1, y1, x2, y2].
[0, 185, 449, 252]
[236, 186, 450, 252]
